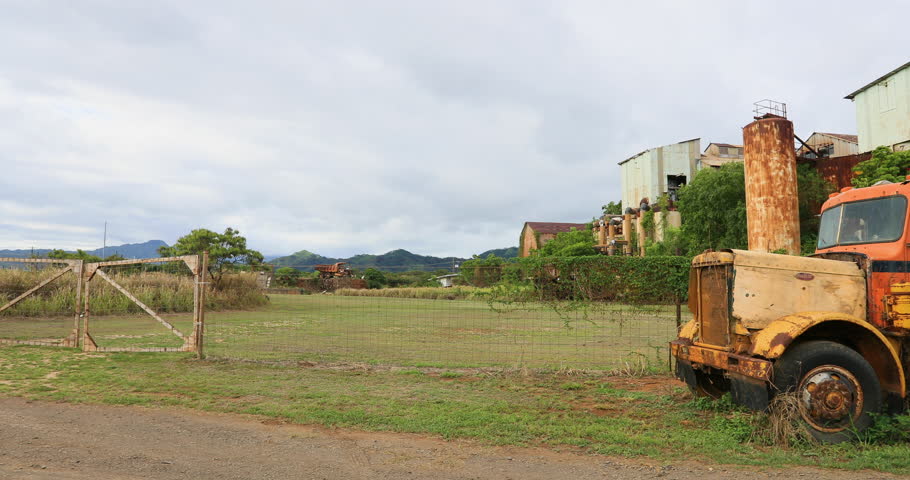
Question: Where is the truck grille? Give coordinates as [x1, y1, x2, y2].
[698, 266, 730, 346]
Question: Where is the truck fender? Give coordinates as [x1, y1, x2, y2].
[748, 311, 905, 406]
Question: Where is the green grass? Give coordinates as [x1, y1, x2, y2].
[202, 294, 682, 370]
[1, 293, 681, 369]
[1, 345, 909, 474]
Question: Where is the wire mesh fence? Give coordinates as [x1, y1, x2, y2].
[81, 259, 202, 352]
[0, 259, 81, 346]
[0, 257, 208, 352]
[203, 265, 689, 371]
[0, 259, 689, 371]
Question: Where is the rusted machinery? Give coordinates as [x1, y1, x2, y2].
[314, 262, 352, 279]
[671, 101, 910, 443]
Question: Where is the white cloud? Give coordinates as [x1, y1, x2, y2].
[0, 1, 907, 257]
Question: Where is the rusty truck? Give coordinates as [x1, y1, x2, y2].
[672, 181, 910, 442]
[671, 109, 910, 442]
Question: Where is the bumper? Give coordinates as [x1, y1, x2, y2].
[671, 340, 773, 411]
[670, 340, 772, 381]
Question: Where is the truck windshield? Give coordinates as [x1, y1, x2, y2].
[817, 195, 907, 249]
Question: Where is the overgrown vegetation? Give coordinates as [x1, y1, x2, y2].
[534, 225, 595, 257]
[0, 269, 267, 316]
[516, 255, 690, 304]
[651, 162, 833, 256]
[852, 146, 910, 187]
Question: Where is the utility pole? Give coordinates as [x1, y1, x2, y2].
[102, 221, 107, 260]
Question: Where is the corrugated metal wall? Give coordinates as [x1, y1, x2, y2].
[798, 152, 871, 192]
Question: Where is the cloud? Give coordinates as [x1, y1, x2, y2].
[0, 1, 907, 257]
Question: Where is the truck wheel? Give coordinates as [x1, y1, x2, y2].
[693, 370, 729, 399]
[773, 340, 882, 443]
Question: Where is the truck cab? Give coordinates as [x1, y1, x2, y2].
[671, 180, 910, 442]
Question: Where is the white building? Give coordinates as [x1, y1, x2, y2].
[846, 61, 910, 153]
[619, 138, 701, 207]
[434, 274, 459, 288]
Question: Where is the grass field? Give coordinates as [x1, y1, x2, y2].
[0, 294, 683, 369]
[203, 294, 683, 370]
[1, 346, 910, 474]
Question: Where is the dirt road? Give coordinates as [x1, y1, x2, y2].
[0, 397, 902, 479]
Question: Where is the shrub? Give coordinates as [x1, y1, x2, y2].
[516, 255, 691, 304]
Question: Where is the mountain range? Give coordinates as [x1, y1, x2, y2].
[0, 240, 518, 272]
[270, 246, 518, 272]
[0, 240, 168, 260]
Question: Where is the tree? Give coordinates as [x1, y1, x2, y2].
[852, 146, 910, 187]
[47, 249, 125, 263]
[602, 201, 623, 216]
[534, 225, 595, 257]
[674, 162, 832, 256]
[362, 268, 387, 289]
[159, 228, 264, 288]
[274, 267, 300, 287]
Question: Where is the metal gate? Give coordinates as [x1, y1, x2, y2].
[0, 258, 83, 347]
[81, 255, 207, 353]
[0, 254, 207, 353]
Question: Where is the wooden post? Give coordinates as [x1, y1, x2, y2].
[638, 215, 647, 256]
[69, 261, 83, 348]
[622, 214, 632, 255]
[607, 224, 616, 256]
[598, 222, 606, 246]
[82, 272, 96, 351]
[675, 298, 683, 330]
[196, 251, 208, 359]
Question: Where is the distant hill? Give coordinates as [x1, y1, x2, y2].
[0, 240, 168, 260]
[270, 246, 518, 272]
[477, 247, 518, 259]
[271, 248, 459, 273]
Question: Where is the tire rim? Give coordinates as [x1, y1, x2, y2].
[797, 365, 863, 433]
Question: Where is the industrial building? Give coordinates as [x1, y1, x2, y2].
[846, 61, 910, 153]
[618, 138, 701, 208]
[699, 142, 744, 169]
[796, 132, 859, 158]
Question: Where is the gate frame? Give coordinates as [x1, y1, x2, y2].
[0, 258, 83, 347]
[81, 254, 207, 353]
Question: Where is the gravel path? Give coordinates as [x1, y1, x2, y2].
[0, 397, 904, 479]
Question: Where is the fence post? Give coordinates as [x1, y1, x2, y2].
[196, 251, 209, 359]
[675, 297, 682, 330]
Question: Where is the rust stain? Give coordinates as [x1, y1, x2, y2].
[767, 331, 793, 350]
[743, 116, 801, 254]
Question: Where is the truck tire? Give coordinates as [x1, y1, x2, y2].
[693, 369, 729, 399]
[772, 340, 882, 443]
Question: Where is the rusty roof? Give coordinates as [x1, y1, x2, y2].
[704, 142, 743, 151]
[815, 132, 858, 144]
[524, 222, 588, 234]
[845, 61, 910, 100]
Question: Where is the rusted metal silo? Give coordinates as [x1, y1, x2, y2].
[742, 102, 801, 254]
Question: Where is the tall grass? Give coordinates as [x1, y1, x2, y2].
[334, 286, 490, 300]
[0, 269, 268, 317]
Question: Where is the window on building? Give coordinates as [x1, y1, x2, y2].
[666, 175, 687, 202]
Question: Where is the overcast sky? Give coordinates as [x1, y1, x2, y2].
[0, 1, 907, 258]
